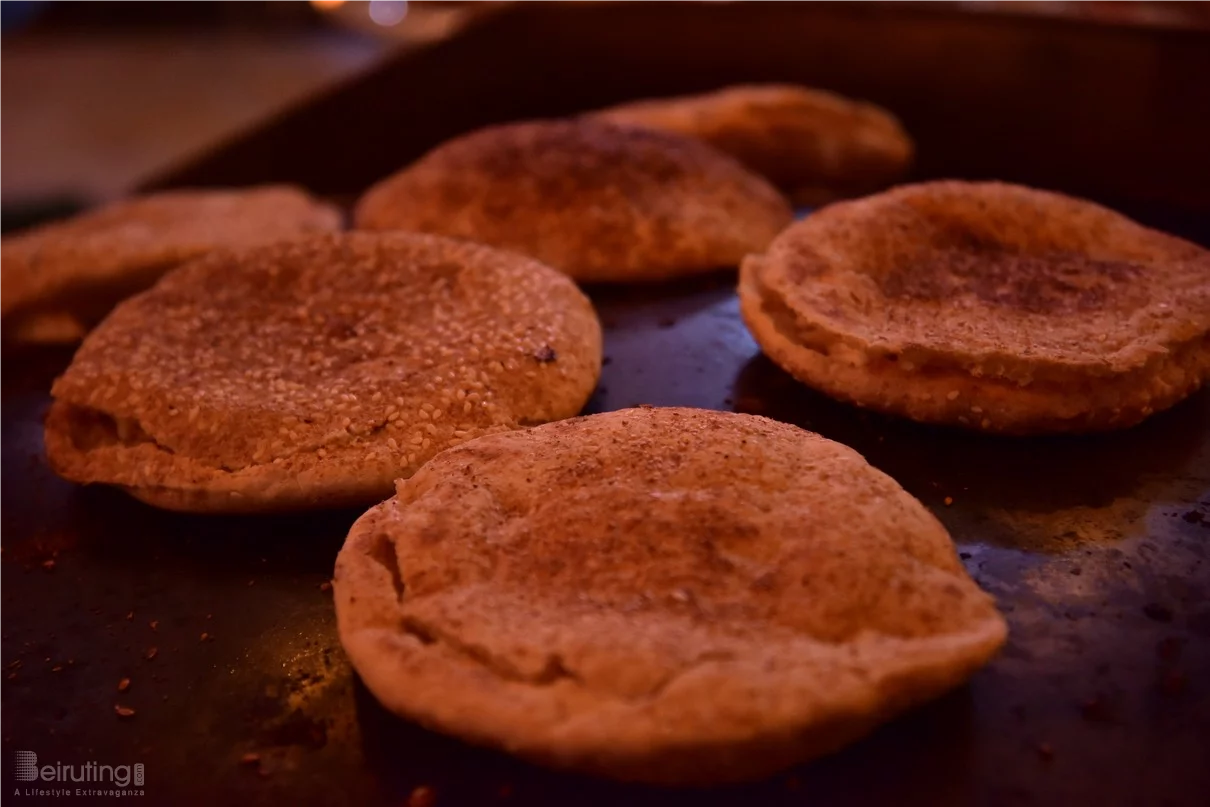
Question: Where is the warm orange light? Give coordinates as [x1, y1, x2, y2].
[310, 0, 346, 10]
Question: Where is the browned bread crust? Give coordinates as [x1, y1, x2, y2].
[589, 84, 914, 205]
[2, 186, 342, 343]
[334, 406, 1006, 784]
[740, 181, 1210, 433]
[45, 232, 602, 512]
[354, 119, 792, 282]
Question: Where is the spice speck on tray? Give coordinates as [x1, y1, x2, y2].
[407, 785, 436, 807]
[1080, 695, 1113, 723]
[1159, 671, 1187, 696]
[1143, 603, 1174, 622]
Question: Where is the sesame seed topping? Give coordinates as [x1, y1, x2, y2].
[48, 232, 600, 489]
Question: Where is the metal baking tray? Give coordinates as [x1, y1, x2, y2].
[4, 3, 1208, 805]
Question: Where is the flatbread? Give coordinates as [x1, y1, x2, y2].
[2, 186, 342, 344]
[334, 406, 1006, 784]
[45, 232, 602, 512]
[354, 119, 792, 282]
[740, 181, 1210, 433]
[589, 84, 914, 206]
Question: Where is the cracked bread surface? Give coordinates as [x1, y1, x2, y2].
[353, 119, 793, 282]
[2, 185, 342, 344]
[740, 181, 1210, 433]
[588, 83, 914, 205]
[334, 407, 1006, 784]
[44, 232, 602, 512]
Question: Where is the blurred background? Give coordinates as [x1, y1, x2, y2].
[3, 0, 1210, 231]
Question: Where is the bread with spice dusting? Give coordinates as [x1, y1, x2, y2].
[739, 181, 1210, 433]
[44, 232, 602, 512]
[2, 186, 342, 345]
[588, 84, 914, 206]
[334, 406, 1007, 784]
[354, 119, 792, 282]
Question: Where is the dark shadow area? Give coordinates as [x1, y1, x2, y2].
[731, 353, 1210, 519]
[354, 673, 978, 807]
[1108, 197, 1210, 248]
[67, 486, 358, 573]
[586, 270, 737, 329]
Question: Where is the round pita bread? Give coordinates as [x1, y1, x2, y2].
[354, 119, 792, 282]
[589, 84, 914, 206]
[45, 232, 601, 512]
[334, 406, 1006, 784]
[739, 181, 1210, 434]
[2, 186, 342, 344]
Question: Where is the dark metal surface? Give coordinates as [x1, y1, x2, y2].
[5, 3, 1210, 803]
[143, 2, 1210, 212]
[3, 220, 1209, 804]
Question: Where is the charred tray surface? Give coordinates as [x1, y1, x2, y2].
[3, 209, 1208, 804]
